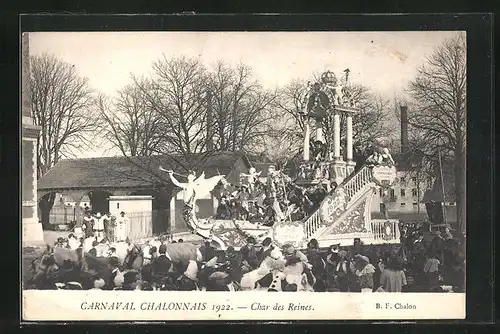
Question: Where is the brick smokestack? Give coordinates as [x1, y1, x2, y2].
[400, 105, 409, 155]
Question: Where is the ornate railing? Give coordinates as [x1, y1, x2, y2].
[370, 219, 400, 242]
[344, 166, 373, 200]
[303, 165, 373, 240]
[304, 210, 322, 240]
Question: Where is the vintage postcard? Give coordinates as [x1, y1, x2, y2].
[21, 30, 466, 321]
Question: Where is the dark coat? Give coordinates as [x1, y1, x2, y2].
[100, 268, 119, 290]
[199, 244, 217, 263]
[151, 255, 172, 281]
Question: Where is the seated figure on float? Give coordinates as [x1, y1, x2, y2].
[366, 147, 395, 167]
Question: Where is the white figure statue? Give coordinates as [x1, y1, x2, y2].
[163, 168, 225, 207]
[240, 167, 262, 193]
[380, 148, 395, 166]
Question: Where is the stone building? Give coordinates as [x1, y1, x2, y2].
[21, 33, 44, 246]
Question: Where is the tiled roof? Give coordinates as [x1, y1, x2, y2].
[38, 151, 257, 191]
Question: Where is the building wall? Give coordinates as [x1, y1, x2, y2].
[21, 33, 44, 245]
[109, 196, 153, 217]
[370, 170, 431, 214]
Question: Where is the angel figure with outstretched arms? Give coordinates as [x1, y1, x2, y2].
[160, 167, 225, 208]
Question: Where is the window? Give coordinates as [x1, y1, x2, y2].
[411, 177, 417, 183]
[401, 203, 406, 206]
[117, 203, 120, 209]
[413, 202, 418, 206]
[412, 188, 418, 197]
[400, 189, 406, 197]
[389, 189, 396, 202]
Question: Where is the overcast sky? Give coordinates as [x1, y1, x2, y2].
[29, 31, 459, 157]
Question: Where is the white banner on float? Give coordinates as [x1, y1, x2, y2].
[22, 291, 465, 321]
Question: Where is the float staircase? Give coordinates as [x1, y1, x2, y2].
[302, 165, 374, 241]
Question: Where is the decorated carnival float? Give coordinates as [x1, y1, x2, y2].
[161, 70, 399, 250]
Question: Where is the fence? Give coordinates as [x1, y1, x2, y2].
[370, 219, 400, 243]
[44, 206, 189, 236]
[125, 211, 153, 240]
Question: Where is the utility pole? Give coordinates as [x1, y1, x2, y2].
[437, 146, 448, 225]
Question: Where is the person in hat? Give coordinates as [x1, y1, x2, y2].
[349, 238, 365, 259]
[306, 239, 326, 292]
[282, 244, 308, 264]
[282, 245, 315, 292]
[353, 254, 376, 293]
[101, 256, 121, 290]
[151, 244, 172, 285]
[379, 256, 407, 292]
[199, 239, 216, 263]
[334, 250, 350, 292]
[215, 195, 232, 219]
[224, 246, 243, 283]
[258, 237, 275, 263]
[325, 244, 340, 291]
[206, 271, 235, 291]
[240, 247, 285, 291]
[240, 237, 260, 272]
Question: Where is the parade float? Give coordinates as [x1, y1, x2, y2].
[161, 70, 399, 250]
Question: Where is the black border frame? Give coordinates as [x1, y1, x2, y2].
[1, 13, 494, 330]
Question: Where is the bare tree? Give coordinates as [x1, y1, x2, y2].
[408, 33, 466, 233]
[30, 54, 99, 227]
[208, 61, 276, 152]
[98, 81, 165, 157]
